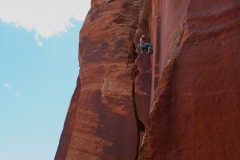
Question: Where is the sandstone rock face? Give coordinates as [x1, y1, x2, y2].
[139, 0, 240, 159]
[55, 0, 240, 159]
[55, 0, 143, 159]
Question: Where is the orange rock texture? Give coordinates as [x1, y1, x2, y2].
[55, 0, 240, 159]
[55, 0, 142, 159]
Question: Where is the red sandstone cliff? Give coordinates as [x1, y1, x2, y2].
[55, 0, 240, 159]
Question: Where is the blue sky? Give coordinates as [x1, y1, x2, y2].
[0, 1, 90, 159]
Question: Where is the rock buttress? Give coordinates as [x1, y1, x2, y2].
[55, 77, 81, 160]
[56, 0, 240, 159]
[55, 0, 142, 159]
[139, 0, 240, 159]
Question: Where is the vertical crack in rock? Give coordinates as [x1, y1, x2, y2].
[138, 16, 187, 160]
[133, 79, 146, 160]
[130, 46, 146, 160]
[130, 1, 153, 158]
[132, 67, 145, 160]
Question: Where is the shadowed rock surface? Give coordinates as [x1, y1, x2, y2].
[55, 0, 240, 159]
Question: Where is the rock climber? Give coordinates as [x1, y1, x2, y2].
[138, 35, 153, 54]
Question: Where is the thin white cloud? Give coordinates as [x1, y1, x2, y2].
[0, 0, 91, 46]
[4, 83, 12, 89]
[15, 90, 20, 98]
[35, 34, 43, 47]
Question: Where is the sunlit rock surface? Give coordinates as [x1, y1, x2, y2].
[55, 0, 240, 159]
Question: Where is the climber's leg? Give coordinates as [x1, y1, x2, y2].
[145, 43, 152, 54]
[139, 43, 144, 53]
